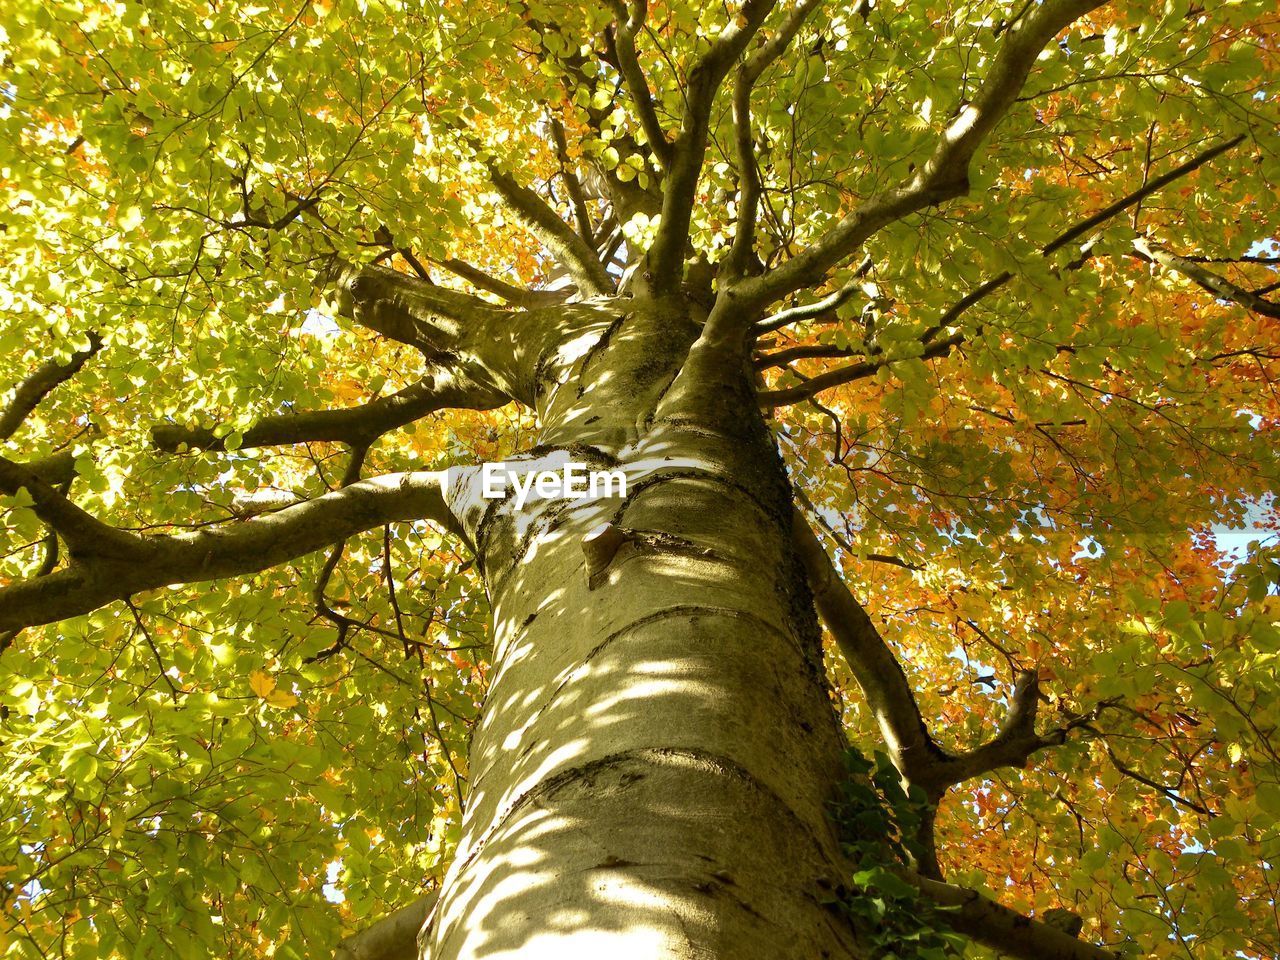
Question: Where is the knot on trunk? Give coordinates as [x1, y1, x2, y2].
[582, 522, 630, 589]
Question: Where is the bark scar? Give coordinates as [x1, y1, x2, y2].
[582, 523, 725, 590]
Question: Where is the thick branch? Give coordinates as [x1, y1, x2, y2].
[432, 256, 572, 308]
[644, 0, 778, 293]
[758, 134, 1247, 406]
[483, 162, 614, 298]
[0, 455, 139, 560]
[724, 0, 825, 280]
[603, 0, 673, 170]
[912, 0, 1104, 207]
[0, 333, 103, 441]
[330, 262, 508, 355]
[0, 527, 59, 654]
[25, 450, 79, 487]
[335, 893, 436, 960]
[1134, 237, 1280, 319]
[0, 470, 456, 633]
[936, 669, 1056, 786]
[794, 509, 1084, 797]
[792, 509, 947, 784]
[724, 75, 762, 281]
[910, 875, 1119, 960]
[738, 0, 1104, 310]
[152, 373, 503, 454]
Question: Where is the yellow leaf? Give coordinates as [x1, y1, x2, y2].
[249, 669, 276, 699]
[1228, 742, 1243, 763]
[265, 689, 299, 709]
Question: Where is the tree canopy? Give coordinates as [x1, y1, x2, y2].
[1, 0, 1279, 957]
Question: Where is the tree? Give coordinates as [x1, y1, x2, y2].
[1, 0, 1278, 957]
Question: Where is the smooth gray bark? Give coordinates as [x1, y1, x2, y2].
[422, 298, 857, 960]
[336, 895, 438, 960]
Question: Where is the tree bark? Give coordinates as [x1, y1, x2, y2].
[337, 894, 438, 960]
[422, 296, 858, 959]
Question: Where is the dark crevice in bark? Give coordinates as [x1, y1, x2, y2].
[612, 528, 726, 563]
[523, 441, 623, 467]
[582, 526, 734, 589]
[574, 311, 631, 396]
[611, 469, 778, 531]
[644, 366, 687, 425]
[453, 744, 846, 907]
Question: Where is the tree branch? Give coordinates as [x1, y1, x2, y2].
[603, 0, 673, 171]
[935, 669, 1055, 787]
[1101, 739, 1211, 815]
[757, 134, 1247, 406]
[0, 470, 457, 634]
[643, 0, 779, 294]
[482, 161, 614, 298]
[755, 265, 870, 335]
[515, 8, 663, 228]
[793, 509, 1098, 798]
[724, 66, 763, 282]
[0, 493, 63, 654]
[0, 333, 103, 441]
[755, 343, 858, 370]
[791, 508, 948, 785]
[335, 893, 437, 960]
[759, 331, 961, 407]
[909, 875, 1119, 960]
[1134, 237, 1280, 320]
[152, 372, 505, 454]
[549, 118, 599, 245]
[737, 0, 1105, 310]
[431, 256, 573, 308]
[328, 262, 509, 355]
[724, 0, 825, 280]
[1040, 134, 1245, 258]
[0, 455, 140, 561]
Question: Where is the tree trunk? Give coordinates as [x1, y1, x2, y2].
[422, 296, 858, 959]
